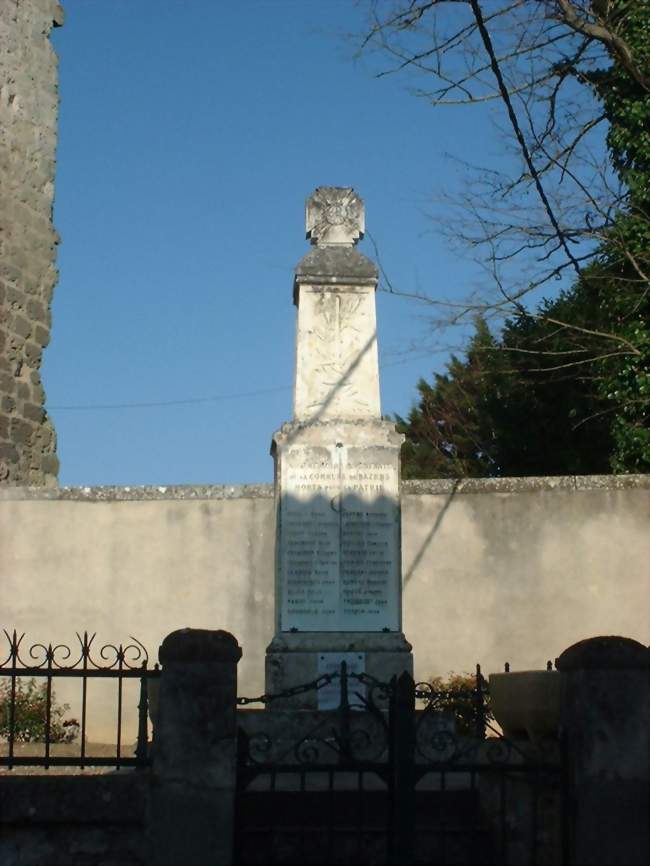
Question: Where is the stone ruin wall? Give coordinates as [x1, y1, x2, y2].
[0, 0, 63, 487]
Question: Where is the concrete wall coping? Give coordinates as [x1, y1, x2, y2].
[401, 474, 650, 495]
[0, 483, 275, 502]
[0, 474, 647, 502]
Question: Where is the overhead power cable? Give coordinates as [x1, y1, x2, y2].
[45, 355, 436, 413]
[47, 385, 292, 412]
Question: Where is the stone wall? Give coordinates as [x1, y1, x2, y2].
[1, 475, 648, 741]
[0, 0, 62, 487]
[0, 775, 146, 866]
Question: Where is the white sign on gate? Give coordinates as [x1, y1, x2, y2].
[317, 652, 366, 710]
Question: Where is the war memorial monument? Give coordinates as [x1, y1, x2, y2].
[265, 187, 413, 705]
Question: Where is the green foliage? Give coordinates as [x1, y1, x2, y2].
[0, 678, 79, 744]
[590, 2, 650, 196]
[583, 0, 650, 469]
[423, 672, 492, 736]
[399, 311, 616, 478]
[397, 319, 504, 478]
[497, 286, 617, 474]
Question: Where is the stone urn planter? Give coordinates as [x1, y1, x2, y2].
[488, 670, 561, 742]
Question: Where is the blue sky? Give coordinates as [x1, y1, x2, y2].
[45, 0, 507, 486]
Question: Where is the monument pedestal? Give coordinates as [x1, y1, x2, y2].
[266, 631, 413, 710]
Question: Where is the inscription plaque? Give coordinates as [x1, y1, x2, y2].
[279, 443, 400, 632]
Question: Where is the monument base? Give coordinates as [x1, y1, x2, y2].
[265, 631, 413, 710]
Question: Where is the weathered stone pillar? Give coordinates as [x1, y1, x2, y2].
[557, 636, 650, 866]
[149, 628, 242, 866]
[0, 0, 63, 486]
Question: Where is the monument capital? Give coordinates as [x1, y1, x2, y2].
[306, 187, 364, 247]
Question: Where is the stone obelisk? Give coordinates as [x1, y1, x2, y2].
[265, 188, 412, 707]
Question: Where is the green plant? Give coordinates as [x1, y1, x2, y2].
[423, 672, 493, 736]
[0, 678, 79, 744]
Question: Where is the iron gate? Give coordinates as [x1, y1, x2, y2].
[235, 665, 567, 866]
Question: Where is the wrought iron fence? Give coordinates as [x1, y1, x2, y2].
[235, 663, 566, 866]
[0, 629, 160, 770]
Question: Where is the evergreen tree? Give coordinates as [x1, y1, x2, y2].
[496, 296, 614, 475]
[399, 311, 614, 479]
[397, 319, 504, 478]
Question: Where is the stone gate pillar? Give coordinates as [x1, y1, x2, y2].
[149, 628, 242, 866]
[557, 636, 650, 866]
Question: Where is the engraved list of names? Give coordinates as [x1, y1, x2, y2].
[279, 444, 400, 632]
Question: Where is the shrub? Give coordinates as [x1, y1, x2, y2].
[421, 671, 493, 736]
[0, 677, 79, 743]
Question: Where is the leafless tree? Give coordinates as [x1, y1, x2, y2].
[357, 1, 649, 365]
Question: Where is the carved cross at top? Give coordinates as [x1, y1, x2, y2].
[305, 187, 365, 247]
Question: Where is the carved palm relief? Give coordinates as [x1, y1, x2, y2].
[307, 294, 374, 412]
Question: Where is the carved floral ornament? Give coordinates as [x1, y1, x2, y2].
[306, 187, 365, 247]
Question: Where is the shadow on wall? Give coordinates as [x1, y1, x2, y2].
[403, 480, 459, 587]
